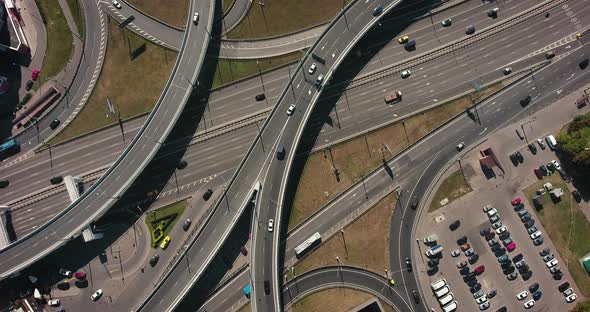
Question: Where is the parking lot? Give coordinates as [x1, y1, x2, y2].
[414, 87, 589, 311]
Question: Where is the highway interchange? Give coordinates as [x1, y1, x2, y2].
[1, 0, 589, 311]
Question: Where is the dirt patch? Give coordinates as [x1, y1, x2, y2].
[429, 170, 473, 212]
[127, 0, 189, 29]
[292, 192, 396, 276]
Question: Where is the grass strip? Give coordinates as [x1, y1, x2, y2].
[212, 52, 301, 89]
[126, 0, 189, 29]
[227, 0, 344, 39]
[429, 170, 472, 212]
[50, 23, 177, 144]
[524, 174, 590, 297]
[66, 0, 84, 39]
[35, 0, 73, 85]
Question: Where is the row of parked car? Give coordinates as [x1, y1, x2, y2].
[430, 278, 457, 312]
[452, 236, 493, 311]
[510, 197, 544, 246]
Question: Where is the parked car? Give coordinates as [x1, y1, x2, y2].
[533, 236, 544, 246]
[465, 248, 475, 257]
[496, 226, 507, 234]
[539, 248, 551, 257]
[546, 259, 558, 268]
[91, 289, 103, 301]
[182, 218, 192, 231]
[551, 160, 562, 171]
[558, 282, 570, 292]
[449, 220, 460, 231]
[451, 249, 461, 257]
[459, 266, 469, 275]
[524, 219, 535, 228]
[487, 288, 497, 299]
[59, 269, 72, 278]
[566, 293, 577, 303]
[457, 260, 468, 268]
[543, 254, 555, 262]
[159, 236, 171, 249]
[529, 282, 540, 293]
[57, 281, 70, 290]
[74, 271, 87, 280]
[524, 299, 535, 309]
[572, 190, 582, 203]
[474, 265, 485, 274]
[507, 272, 518, 280]
[512, 253, 524, 263]
[515, 151, 524, 163]
[510, 153, 519, 166]
[203, 188, 213, 200]
[506, 242, 516, 252]
[534, 168, 543, 179]
[468, 254, 479, 264]
[528, 143, 537, 154]
[498, 254, 509, 262]
[517, 290, 528, 300]
[31, 69, 40, 80]
[537, 138, 546, 149]
[25, 80, 34, 91]
[457, 236, 468, 245]
[149, 254, 159, 266]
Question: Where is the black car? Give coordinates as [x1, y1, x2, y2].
[465, 25, 475, 35]
[203, 188, 213, 200]
[540, 248, 551, 257]
[528, 143, 537, 154]
[57, 282, 70, 290]
[406, 258, 412, 272]
[553, 271, 563, 280]
[449, 220, 460, 231]
[50, 119, 61, 130]
[518, 264, 530, 274]
[515, 151, 524, 163]
[521, 214, 531, 222]
[0, 180, 9, 189]
[580, 58, 589, 70]
[512, 253, 524, 263]
[494, 248, 506, 257]
[255, 93, 266, 101]
[558, 281, 570, 292]
[480, 227, 491, 236]
[50, 176, 63, 185]
[457, 236, 468, 245]
[496, 307, 507, 312]
[149, 254, 159, 267]
[467, 279, 479, 287]
[427, 259, 439, 267]
[503, 266, 515, 275]
[529, 282, 540, 293]
[509, 153, 519, 166]
[427, 266, 438, 275]
[470, 283, 481, 293]
[522, 270, 533, 280]
[487, 8, 498, 17]
[524, 219, 535, 228]
[459, 267, 469, 275]
[520, 95, 532, 106]
[514, 202, 525, 211]
[75, 279, 88, 288]
[412, 290, 420, 304]
[532, 290, 542, 300]
[410, 196, 418, 209]
[25, 80, 34, 91]
[499, 232, 510, 240]
[463, 274, 476, 283]
[539, 165, 548, 176]
[468, 254, 479, 264]
[572, 190, 582, 203]
[501, 261, 512, 269]
[182, 218, 191, 231]
[264, 280, 270, 295]
[491, 244, 502, 252]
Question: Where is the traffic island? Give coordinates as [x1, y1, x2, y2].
[428, 170, 473, 212]
[145, 199, 188, 248]
[290, 288, 390, 312]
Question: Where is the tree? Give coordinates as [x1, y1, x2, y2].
[558, 112, 590, 172]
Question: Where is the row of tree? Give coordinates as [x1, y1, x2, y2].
[557, 112, 590, 174]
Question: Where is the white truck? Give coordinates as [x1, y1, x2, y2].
[423, 234, 439, 244]
[426, 245, 444, 257]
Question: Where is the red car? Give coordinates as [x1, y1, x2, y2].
[31, 69, 40, 81]
[507, 242, 516, 252]
[74, 271, 87, 280]
[534, 168, 543, 179]
[474, 265, 485, 274]
[511, 197, 521, 206]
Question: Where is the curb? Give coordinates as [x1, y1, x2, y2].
[120, 0, 186, 31]
[223, 22, 328, 43]
[220, 0, 252, 36]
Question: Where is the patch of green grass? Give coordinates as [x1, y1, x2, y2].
[35, 0, 73, 85]
[573, 300, 590, 312]
[212, 52, 300, 88]
[66, 0, 84, 39]
[524, 174, 590, 297]
[227, 0, 343, 39]
[50, 23, 177, 144]
[126, 0, 189, 29]
[290, 288, 374, 312]
[145, 199, 188, 247]
[429, 170, 472, 212]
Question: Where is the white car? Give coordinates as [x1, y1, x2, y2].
[546, 258, 558, 268]
[59, 269, 72, 278]
[91, 289, 103, 301]
[457, 260, 468, 268]
[112, 0, 122, 9]
[564, 288, 574, 296]
[486, 208, 498, 217]
[456, 142, 465, 151]
[503, 67, 512, 75]
[524, 299, 535, 309]
[566, 293, 577, 303]
[551, 160, 561, 171]
[193, 12, 199, 25]
[476, 296, 487, 304]
[483, 205, 493, 212]
[495, 225, 507, 234]
[451, 249, 461, 257]
[516, 290, 528, 300]
[537, 138, 545, 149]
[401, 70, 411, 79]
[316, 74, 324, 86]
[530, 230, 542, 239]
[267, 219, 274, 232]
[48, 299, 60, 306]
[287, 104, 296, 116]
[308, 63, 317, 74]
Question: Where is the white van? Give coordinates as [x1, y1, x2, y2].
[443, 300, 458, 312]
[423, 234, 438, 244]
[434, 285, 450, 298]
[426, 245, 444, 257]
[430, 278, 447, 291]
[439, 292, 454, 306]
[546, 135, 557, 150]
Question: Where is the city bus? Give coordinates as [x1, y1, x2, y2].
[294, 232, 321, 258]
[0, 139, 20, 159]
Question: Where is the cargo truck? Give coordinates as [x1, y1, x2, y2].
[384, 91, 402, 104]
